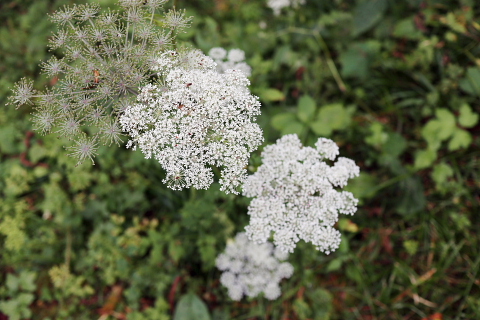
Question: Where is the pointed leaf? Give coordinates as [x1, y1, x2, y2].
[352, 0, 388, 37]
[173, 293, 211, 320]
[459, 67, 480, 96]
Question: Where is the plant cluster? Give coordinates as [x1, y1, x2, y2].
[8, 0, 191, 165]
[208, 47, 252, 76]
[1, 0, 479, 319]
[243, 134, 359, 253]
[216, 232, 294, 301]
[120, 50, 263, 194]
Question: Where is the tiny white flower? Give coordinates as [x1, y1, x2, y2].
[208, 47, 227, 60]
[227, 48, 245, 63]
[267, 0, 306, 15]
[208, 47, 252, 77]
[121, 50, 263, 194]
[242, 134, 360, 253]
[216, 232, 293, 301]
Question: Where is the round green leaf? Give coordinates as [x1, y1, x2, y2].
[257, 88, 285, 102]
[297, 95, 317, 123]
[310, 120, 332, 136]
[271, 113, 297, 131]
[281, 121, 305, 135]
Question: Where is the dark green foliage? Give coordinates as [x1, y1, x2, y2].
[1, 0, 480, 319]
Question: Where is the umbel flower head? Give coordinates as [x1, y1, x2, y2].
[267, 0, 306, 16]
[120, 50, 263, 194]
[208, 47, 252, 77]
[216, 232, 294, 301]
[242, 134, 360, 254]
[8, 0, 192, 165]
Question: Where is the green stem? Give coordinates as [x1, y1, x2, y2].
[455, 248, 480, 319]
[68, 21, 106, 65]
[280, 26, 347, 92]
[369, 171, 417, 194]
[190, 187, 197, 201]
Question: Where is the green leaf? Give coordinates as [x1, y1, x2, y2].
[459, 67, 480, 96]
[393, 17, 423, 39]
[352, 0, 388, 37]
[444, 12, 467, 33]
[317, 103, 352, 130]
[338, 218, 359, 233]
[431, 162, 454, 186]
[344, 172, 378, 200]
[435, 108, 457, 140]
[339, 41, 381, 79]
[421, 109, 456, 149]
[449, 212, 471, 231]
[281, 121, 305, 135]
[0, 300, 21, 320]
[271, 113, 297, 131]
[345, 264, 363, 284]
[293, 298, 312, 319]
[365, 122, 388, 147]
[310, 288, 334, 320]
[211, 308, 229, 320]
[448, 128, 472, 151]
[310, 120, 332, 136]
[6, 274, 19, 292]
[18, 271, 36, 292]
[420, 120, 443, 150]
[396, 176, 426, 215]
[173, 293, 211, 320]
[414, 149, 437, 169]
[403, 240, 419, 255]
[382, 132, 407, 158]
[257, 88, 285, 102]
[326, 258, 344, 272]
[168, 240, 185, 263]
[297, 95, 317, 123]
[16, 293, 35, 305]
[458, 103, 479, 128]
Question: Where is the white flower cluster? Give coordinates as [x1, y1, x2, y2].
[120, 50, 263, 194]
[242, 134, 360, 254]
[267, 0, 306, 15]
[216, 232, 294, 301]
[208, 47, 252, 77]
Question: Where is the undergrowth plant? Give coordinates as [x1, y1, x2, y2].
[1, 0, 479, 319]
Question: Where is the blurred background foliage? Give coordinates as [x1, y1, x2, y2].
[0, 0, 479, 319]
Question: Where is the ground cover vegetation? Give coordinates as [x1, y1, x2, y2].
[0, 0, 479, 319]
